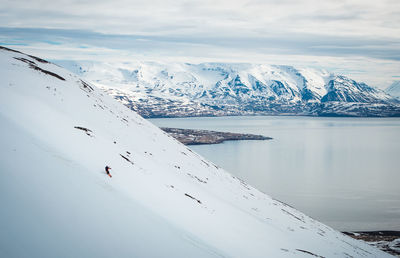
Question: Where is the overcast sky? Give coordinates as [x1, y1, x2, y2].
[1, 0, 399, 88]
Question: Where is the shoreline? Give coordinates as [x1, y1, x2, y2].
[161, 127, 272, 145]
[344, 231, 400, 256]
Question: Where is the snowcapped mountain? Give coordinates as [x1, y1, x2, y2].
[386, 81, 400, 98]
[55, 60, 400, 117]
[0, 46, 392, 257]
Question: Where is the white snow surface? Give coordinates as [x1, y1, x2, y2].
[0, 48, 393, 257]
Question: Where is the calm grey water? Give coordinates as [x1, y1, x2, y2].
[149, 116, 400, 231]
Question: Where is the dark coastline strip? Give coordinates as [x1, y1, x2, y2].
[344, 231, 400, 256]
[161, 127, 272, 145]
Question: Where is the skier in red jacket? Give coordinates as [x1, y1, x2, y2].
[105, 166, 112, 178]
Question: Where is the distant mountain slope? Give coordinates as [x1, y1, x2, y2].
[0, 46, 392, 257]
[386, 81, 400, 98]
[56, 60, 400, 117]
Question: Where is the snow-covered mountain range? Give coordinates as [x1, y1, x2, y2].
[56, 60, 400, 117]
[0, 46, 392, 257]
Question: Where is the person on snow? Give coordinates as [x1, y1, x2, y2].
[105, 166, 112, 178]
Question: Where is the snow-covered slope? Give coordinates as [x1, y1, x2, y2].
[0, 46, 392, 257]
[55, 60, 400, 117]
[386, 81, 400, 98]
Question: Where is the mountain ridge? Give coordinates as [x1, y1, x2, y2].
[55, 59, 400, 118]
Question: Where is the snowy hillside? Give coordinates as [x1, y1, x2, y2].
[55, 60, 400, 117]
[386, 81, 400, 98]
[0, 46, 392, 257]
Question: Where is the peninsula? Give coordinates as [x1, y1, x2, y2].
[161, 127, 272, 145]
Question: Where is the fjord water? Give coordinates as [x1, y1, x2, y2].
[149, 116, 400, 231]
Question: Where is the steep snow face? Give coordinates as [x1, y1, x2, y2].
[0, 47, 392, 257]
[54, 59, 399, 117]
[386, 81, 400, 98]
[321, 75, 393, 103]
